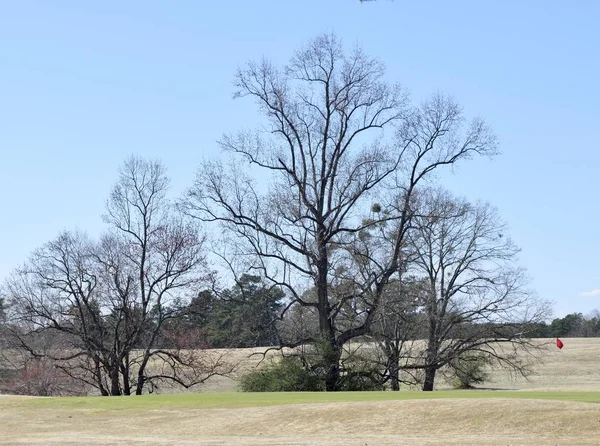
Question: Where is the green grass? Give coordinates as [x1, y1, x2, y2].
[5, 390, 600, 411]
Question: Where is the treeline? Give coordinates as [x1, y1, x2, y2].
[174, 287, 600, 349]
[143, 284, 600, 351]
[526, 313, 600, 338]
[169, 275, 284, 349]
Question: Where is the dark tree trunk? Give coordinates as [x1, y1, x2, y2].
[109, 362, 121, 396]
[136, 350, 153, 395]
[120, 355, 131, 395]
[135, 377, 144, 395]
[324, 343, 342, 391]
[93, 356, 109, 396]
[316, 233, 331, 336]
[135, 364, 146, 395]
[423, 307, 439, 392]
[387, 343, 400, 391]
[316, 227, 341, 392]
[422, 366, 436, 391]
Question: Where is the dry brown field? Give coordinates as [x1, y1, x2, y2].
[1, 338, 599, 445]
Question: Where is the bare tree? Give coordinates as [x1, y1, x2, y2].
[2, 157, 227, 395]
[183, 34, 497, 390]
[396, 188, 550, 391]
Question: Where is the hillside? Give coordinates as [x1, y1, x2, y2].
[195, 338, 600, 393]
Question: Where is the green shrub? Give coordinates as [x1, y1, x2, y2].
[447, 352, 490, 389]
[240, 354, 386, 392]
[240, 356, 324, 392]
[338, 369, 385, 391]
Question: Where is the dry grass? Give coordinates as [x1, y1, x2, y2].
[0, 398, 599, 445]
[1, 338, 599, 445]
[487, 338, 600, 391]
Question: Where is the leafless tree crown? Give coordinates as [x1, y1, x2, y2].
[183, 34, 498, 390]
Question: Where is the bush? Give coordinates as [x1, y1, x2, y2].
[447, 353, 490, 389]
[0, 357, 85, 396]
[338, 369, 385, 391]
[240, 354, 386, 392]
[240, 356, 324, 392]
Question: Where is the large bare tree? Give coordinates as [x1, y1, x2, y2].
[183, 34, 497, 390]
[3, 157, 226, 395]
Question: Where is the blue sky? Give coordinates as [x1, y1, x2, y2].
[1, 0, 598, 318]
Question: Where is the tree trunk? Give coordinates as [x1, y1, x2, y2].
[423, 306, 439, 392]
[316, 244, 331, 336]
[324, 343, 342, 391]
[316, 227, 340, 391]
[109, 361, 121, 396]
[93, 356, 109, 396]
[135, 377, 144, 395]
[120, 355, 131, 395]
[135, 362, 147, 395]
[422, 366, 436, 391]
[136, 349, 154, 395]
[387, 343, 400, 391]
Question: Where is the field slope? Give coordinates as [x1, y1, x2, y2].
[1, 338, 599, 444]
[1, 391, 600, 445]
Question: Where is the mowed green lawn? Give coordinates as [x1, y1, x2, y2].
[5, 389, 600, 412]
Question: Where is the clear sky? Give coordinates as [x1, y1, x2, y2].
[1, 0, 598, 318]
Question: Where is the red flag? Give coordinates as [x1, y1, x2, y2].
[556, 338, 564, 349]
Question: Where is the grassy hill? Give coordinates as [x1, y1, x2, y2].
[194, 337, 600, 393]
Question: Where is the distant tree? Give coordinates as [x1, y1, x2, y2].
[550, 312, 585, 337]
[208, 275, 284, 348]
[545, 311, 600, 338]
[3, 157, 229, 396]
[158, 289, 216, 349]
[582, 310, 600, 336]
[522, 321, 551, 338]
[187, 290, 216, 329]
